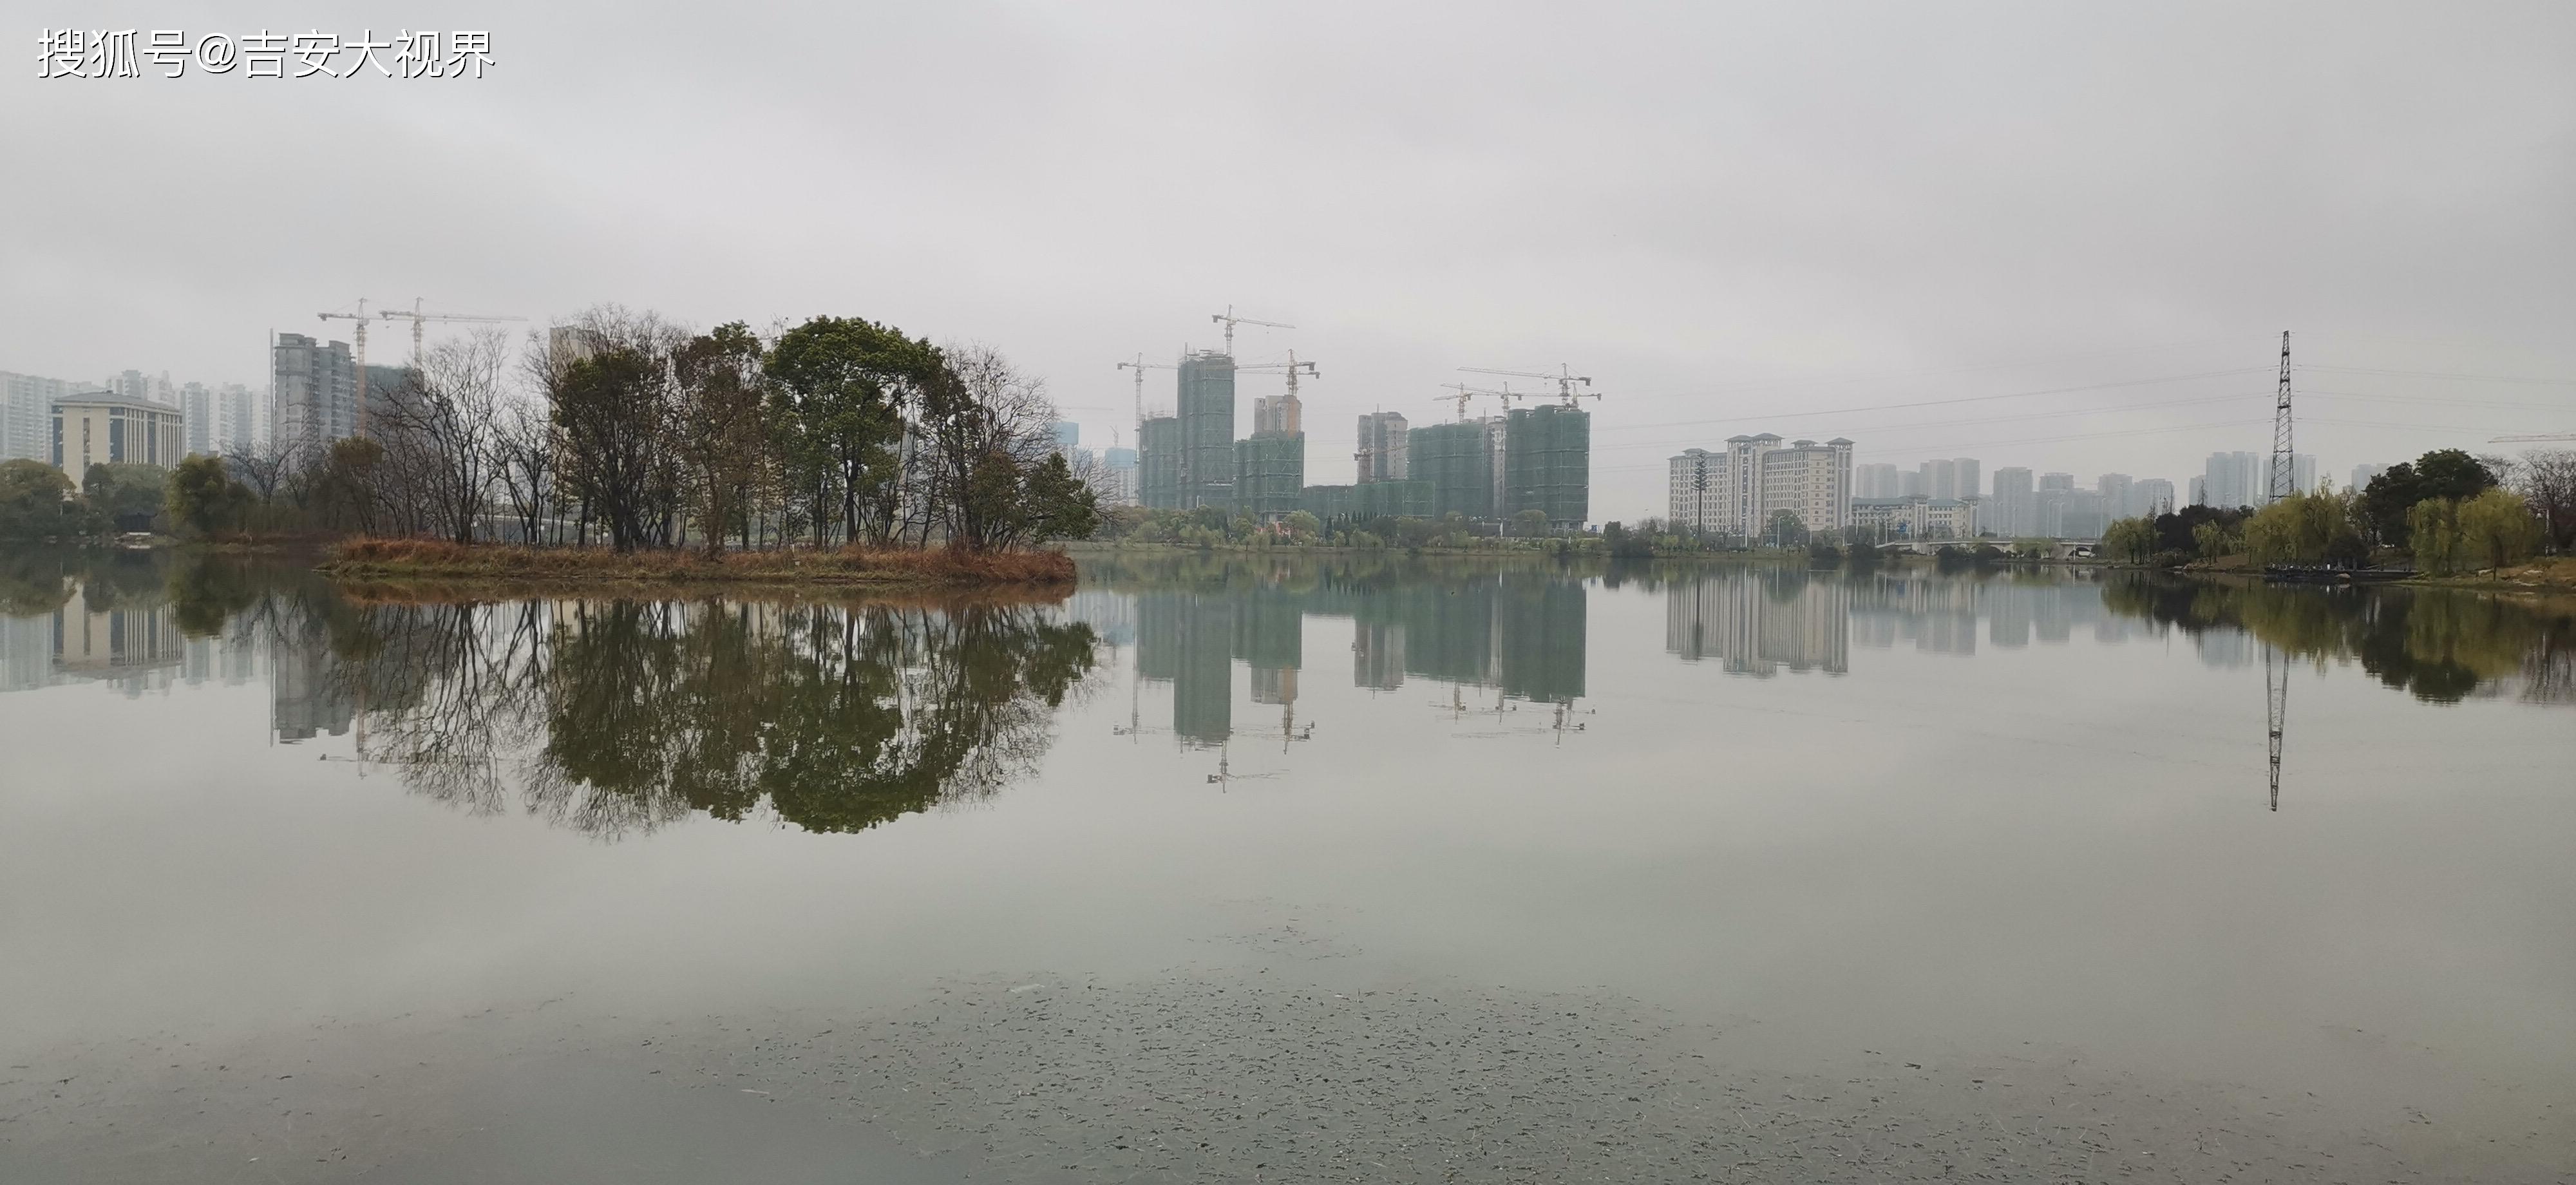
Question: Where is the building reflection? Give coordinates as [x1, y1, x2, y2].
[1666, 569, 1848, 676]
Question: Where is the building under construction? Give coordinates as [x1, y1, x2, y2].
[1301, 479, 1434, 523]
[1177, 350, 1236, 511]
[1504, 404, 1590, 529]
[1234, 431, 1305, 522]
[1407, 419, 1501, 521]
[1139, 415, 1184, 509]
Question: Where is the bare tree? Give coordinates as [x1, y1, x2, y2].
[223, 437, 301, 505]
[2514, 448, 2576, 553]
[533, 307, 688, 552]
[490, 384, 559, 545]
[375, 328, 509, 543]
[916, 342, 1058, 550]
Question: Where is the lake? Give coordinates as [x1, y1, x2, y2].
[3, 549, 2570, 1182]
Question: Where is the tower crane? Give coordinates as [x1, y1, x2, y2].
[377, 298, 526, 368]
[1235, 348, 1318, 399]
[1460, 363, 1598, 407]
[1210, 305, 1293, 355]
[1432, 381, 1518, 421]
[316, 299, 375, 437]
[1116, 353, 1179, 434]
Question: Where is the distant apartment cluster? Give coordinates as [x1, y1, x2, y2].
[1666, 435, 1855, 539]
[1661, 431, 2384, 544]
[2188, 450, 2319, 510]
[1133, 349, 1593, 530]
[1, 367, 261, 475]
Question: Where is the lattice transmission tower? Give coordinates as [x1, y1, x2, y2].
[2268, 330, 2295, 502]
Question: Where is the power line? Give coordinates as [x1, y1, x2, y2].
[1588, 392, 2251, 455]
[1587, 417, 2277, 475]
[1590, 367, 2271, 437]
[1629, 335, 2265, 399]
[2295, 364, 2576, 386]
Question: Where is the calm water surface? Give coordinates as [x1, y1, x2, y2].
[2, 550, 2570, 1182]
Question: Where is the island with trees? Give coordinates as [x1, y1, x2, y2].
[14, 307, 1105, 589]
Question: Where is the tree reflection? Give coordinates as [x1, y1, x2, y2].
[2102, 575, 2576, 705]
[220, 589, 1103, 839]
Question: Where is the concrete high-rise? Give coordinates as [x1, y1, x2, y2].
[1918, 458, 1958, 502]
[1667, 435, 1852, 538]
[1355, 412, 1409, 483]
[1175, 350, 1236, 511]
[1235, 391, 1305, 522]
[1, 372, 94, 464]
[1669, 448, 1725, 531]
[273, 332, 359, 456]
[1411, 418, 1499, 520]
[2096, 473, 2134, 518]
[2350, 462, 2387, 493]
[2134, 478, 2176, 517]
[1952, 459, 1981, 502]
[1854, 462, 1901, 499]
[1991, 466, 2034, 536]
[1503, 404, 1590, 529]
[1139, 416, 1183, 509]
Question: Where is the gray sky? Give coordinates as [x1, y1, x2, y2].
[5, 1, 2571, 518]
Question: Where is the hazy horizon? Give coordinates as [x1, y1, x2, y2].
[6, 2, 2570, 518]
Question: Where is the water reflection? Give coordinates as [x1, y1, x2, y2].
[1083, 556, 1589, 754]
[2099, 576, 2576, 705]
[6, 550, 2568, 835]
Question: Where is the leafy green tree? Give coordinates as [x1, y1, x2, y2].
[2101, 517, 2157, 564]
[2456, 488, 2543, 571]
[0, 459, 77, 540]
[766, 316, 936, 546]
[2407, 498, 2462, 575]
[2192, 519, 2242, 561]
[1764, 509, 1805, 548]
[672, 322, 773, 553]
[1511, 508, 1551, 538]
[1020, 453, 1101, 544]
[2242, 489, 2366, 565]
[165, 455, 251, 537]
[82, 462, 168, 527]
[1283, 510, 1323, 542]
[2362, 449, 2497, 547]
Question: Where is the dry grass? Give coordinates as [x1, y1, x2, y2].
[319, 537, 1077, 588]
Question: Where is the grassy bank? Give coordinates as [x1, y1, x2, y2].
[318, 538, 1077, 588]
[2403, 557, 2576, 593]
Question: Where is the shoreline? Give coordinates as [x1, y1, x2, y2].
[315, 538, 1077, 589]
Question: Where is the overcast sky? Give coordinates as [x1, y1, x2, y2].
[5, 2, 2571, 518]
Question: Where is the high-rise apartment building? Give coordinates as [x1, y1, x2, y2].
[1991, 466, 2034, 536]
[1139, 416, 1183, 509]
[273, 332, 359, 456]
[1953, 459, 1981, 502]
[1665, 435, 1853, 537]
[1919, 458, 1958, 502]
[2350, 462, 2387, 493]
[1355, 412, 1409, 483]
[1, 372, 95, 463]
[1853, 462, 1902, 499]
[1669, 448, 1726, 531]
[1503, 404, 1591, 529]
[1175, 350, 1235, 511]
[1235, 392, 1305, 522]
[1410, 418, 1499, 520]
[2134, 478, 2176, 517]
[2096, 473, 2134, 518]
